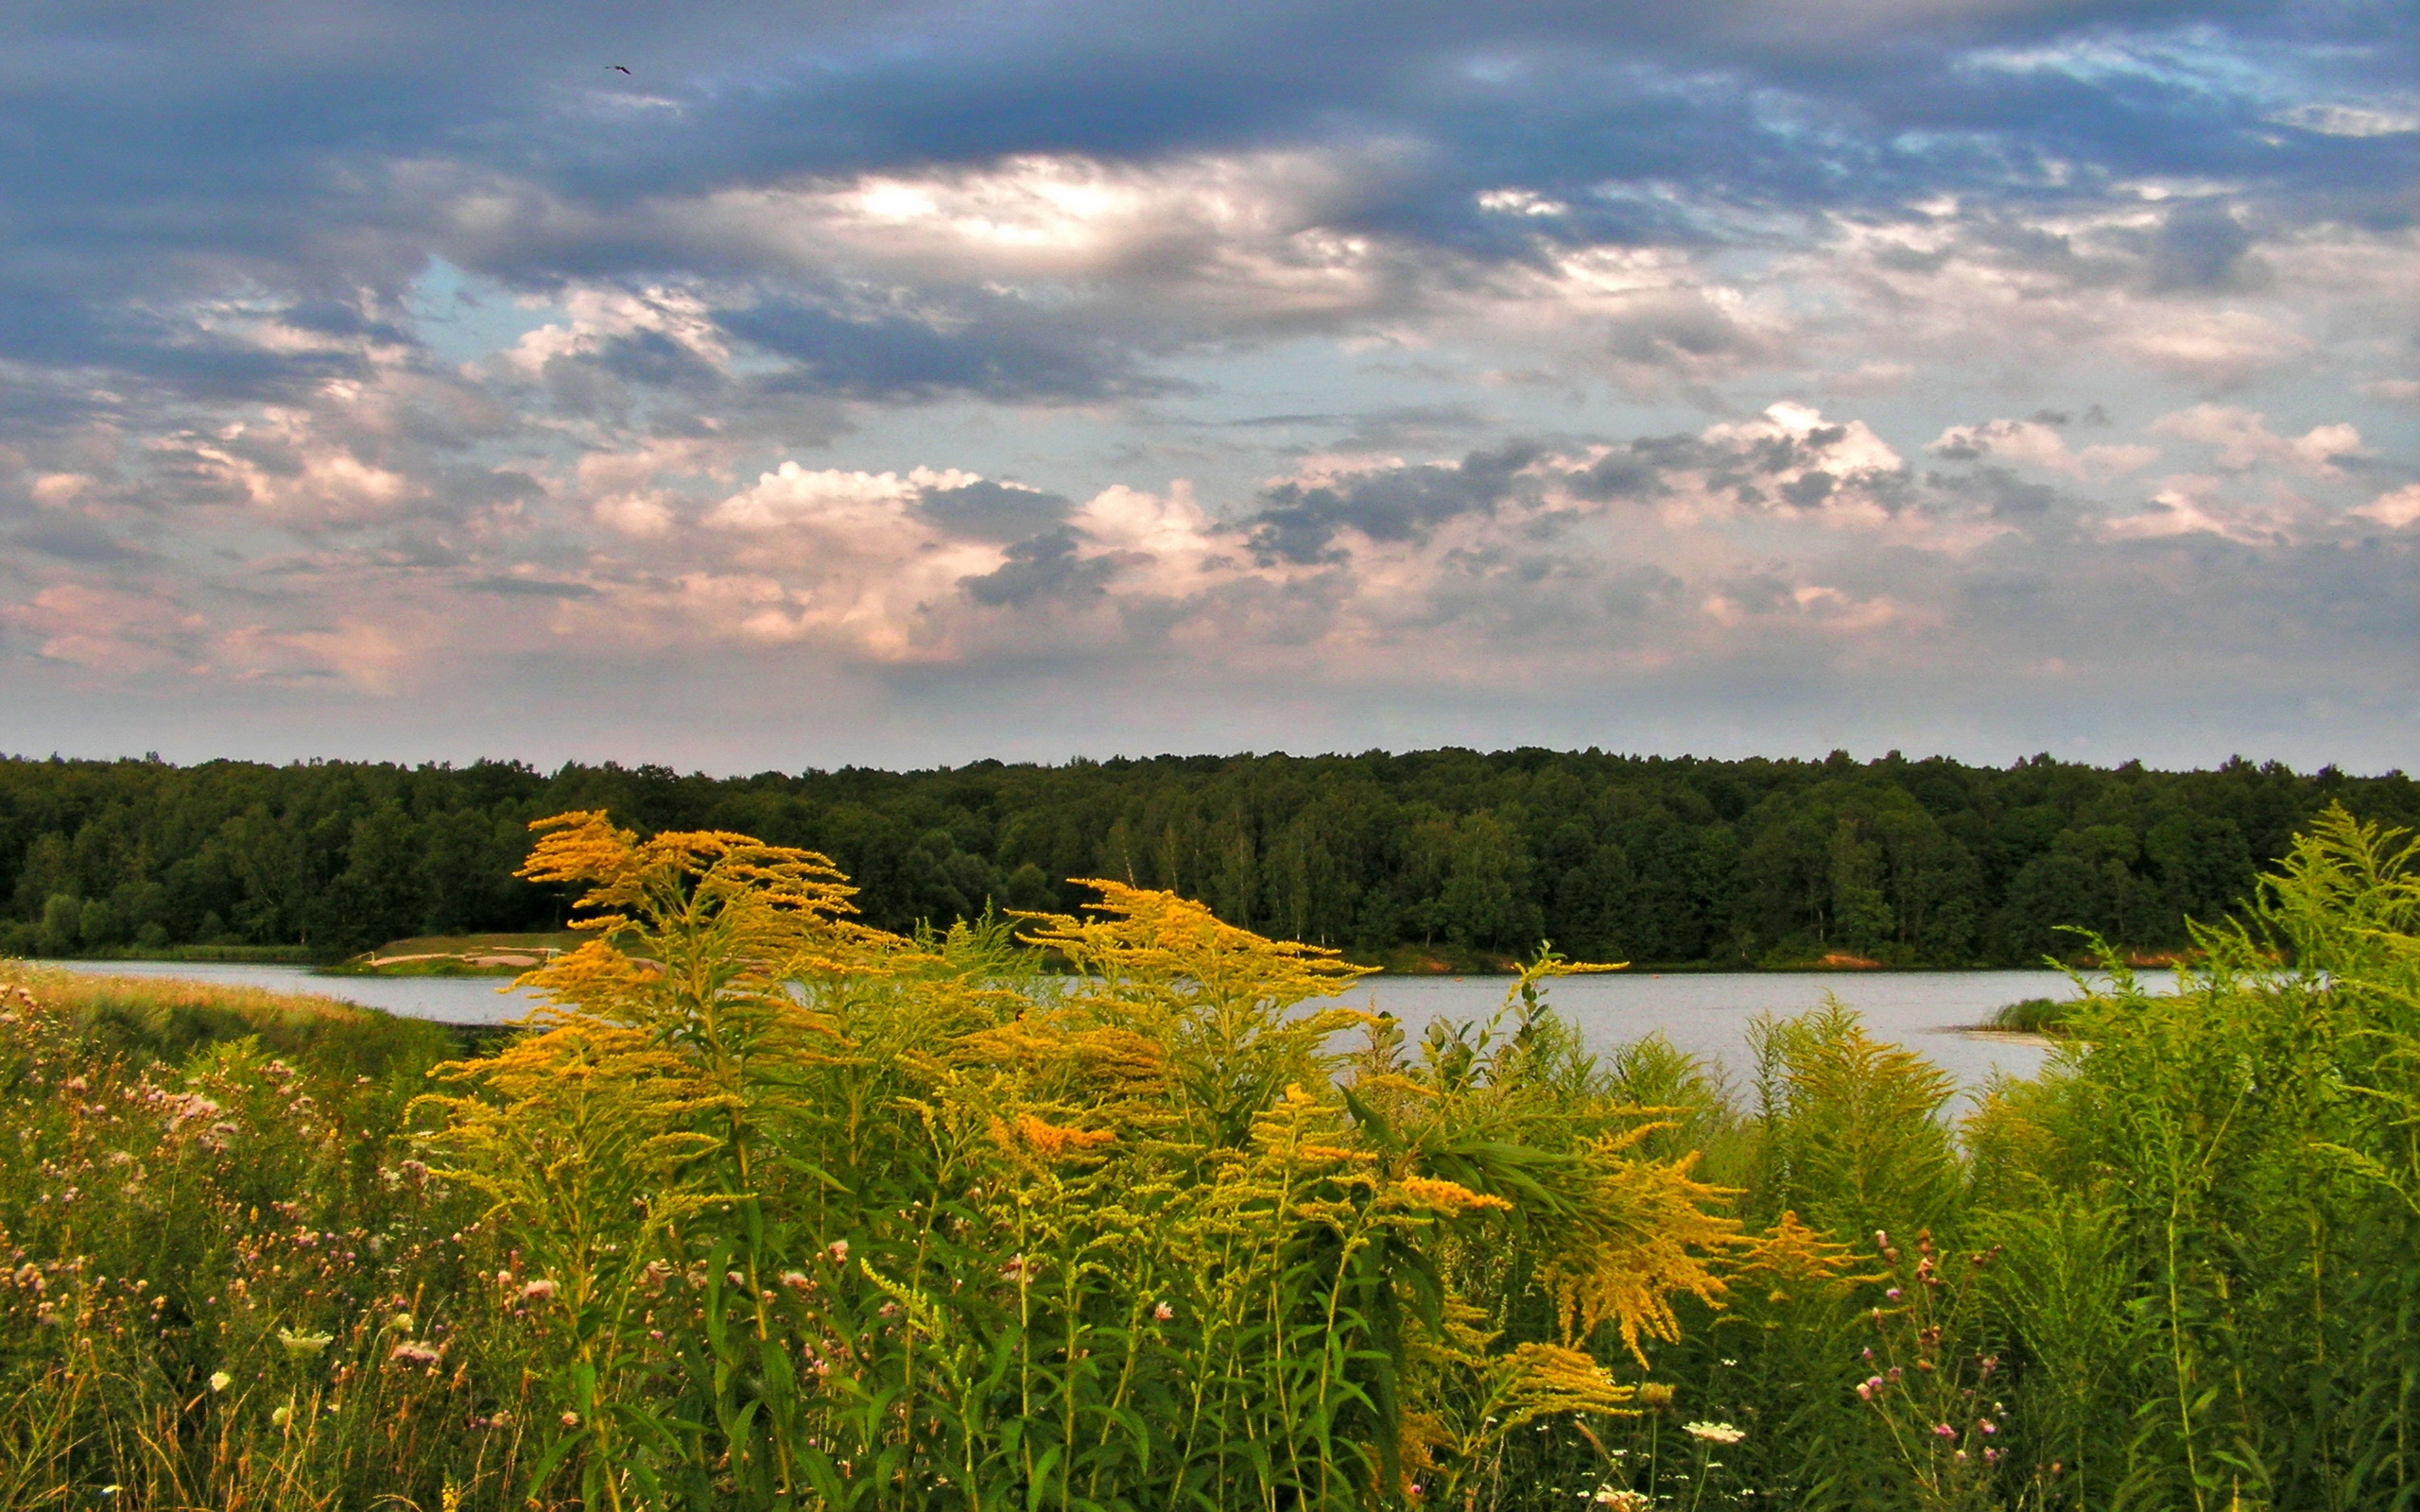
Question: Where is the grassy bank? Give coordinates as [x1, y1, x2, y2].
[323, 931, 583, 977]
[1, 958, 463, 1072]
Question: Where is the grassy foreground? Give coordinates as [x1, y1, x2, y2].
[2, 806, 2417, 1511]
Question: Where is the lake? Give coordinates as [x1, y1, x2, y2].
[37, 958, 2117, 1099]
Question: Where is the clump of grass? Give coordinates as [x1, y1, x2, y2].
[1985, 995, 2074, 1034]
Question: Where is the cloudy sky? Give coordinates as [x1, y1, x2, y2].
[2, 0, 2413, 772]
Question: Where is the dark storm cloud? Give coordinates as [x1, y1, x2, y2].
[597, 330, 728, 393]
[1245, 440, 1545, 563]
[722, 299, 1149, 404]
[961, 527, 1115, 606]
[8, 515, 150, 564]
[1933, 465, 2065, 517]
[913, 480, 1076, 543]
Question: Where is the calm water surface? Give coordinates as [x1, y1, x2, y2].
[39, 959, 2111, 1097]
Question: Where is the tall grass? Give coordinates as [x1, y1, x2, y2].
[4, 803, 2416, 1509]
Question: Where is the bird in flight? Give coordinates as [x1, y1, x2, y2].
[607, 64, 632, 75]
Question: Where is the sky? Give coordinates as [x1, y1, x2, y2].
[0, 0, 2413, 774]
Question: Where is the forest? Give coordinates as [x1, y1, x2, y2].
[2, 748, 2413, 967]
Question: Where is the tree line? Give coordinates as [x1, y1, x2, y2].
[2, 747, 2412, 966]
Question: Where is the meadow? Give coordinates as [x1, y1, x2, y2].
[2, 806, 2415, 1511]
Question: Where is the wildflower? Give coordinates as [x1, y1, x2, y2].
[562, 1411, 580, 1428]
[1932, 1423, 1956, 1438]
[1153, 1301, 1175, 1321]
[1399, 1175, 1513, 1214]
[1592, 1492, 1651, 1512]
[1984, 1448, 2001, 1464]
[390, 1342, 444, 1366]
[518, 1278, 558, 1302]
[1002, 1254, 1032, 1282]
[1683, 1421, 1746, 1445]
[277, 1329, 334, 1362]
[209, 1371, 233, 1393]
[780, 1270, 810, 1291]
[271, 1405, 292, 1428]
[389, 1313, 415, 1333]
[825, 1239, 849, 1263]
[1885, 1287, 1903, 1300]
[1637, 1383, 1675, 1410]
[1979, 1420, 1996, 1435]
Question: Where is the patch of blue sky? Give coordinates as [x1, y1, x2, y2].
[403, 261, 564, 371]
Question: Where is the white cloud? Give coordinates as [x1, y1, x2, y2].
[1477, 188, 1569, 217]
[492, 285, 731, 379]
[2353, 485, 2420, 531]
[2266, 103, 2420, 138]
[1927, 419, 2158, 480]
[2148, 404, 2365, 477]
[2095, 474, 2300, 545]
[705, 464, 982, 532]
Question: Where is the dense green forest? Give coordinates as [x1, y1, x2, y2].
[3, 748, 2413, 966]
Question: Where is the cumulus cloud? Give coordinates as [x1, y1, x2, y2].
[2148, 404, 2366, 478]
[1929, 419, 2159, 481]
[2354, 485, 2420, 530]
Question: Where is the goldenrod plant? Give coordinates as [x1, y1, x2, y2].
[5, 804, 2420, 1509]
